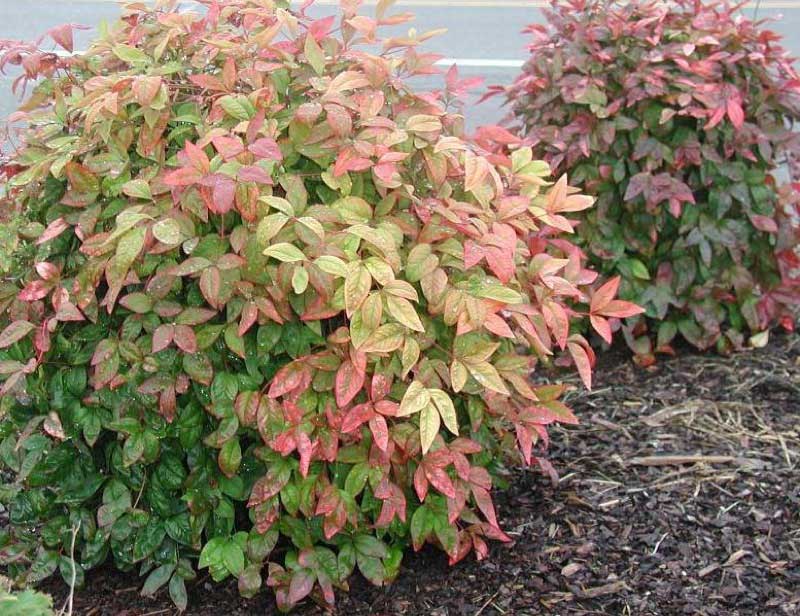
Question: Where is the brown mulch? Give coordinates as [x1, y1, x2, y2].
[46, 334, 800, 615]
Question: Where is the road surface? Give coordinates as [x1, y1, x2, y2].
[1, 1, 800, 128]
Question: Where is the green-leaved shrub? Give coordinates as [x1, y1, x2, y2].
[0, 0, 639, 610]
[496, 0, 800, 360]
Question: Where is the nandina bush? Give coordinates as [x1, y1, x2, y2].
[494, 0, 800, 360]
[0, 0, 639, 610]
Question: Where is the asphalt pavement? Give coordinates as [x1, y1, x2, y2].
[1, 1, 800, 128]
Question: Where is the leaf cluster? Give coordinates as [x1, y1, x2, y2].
[498, 0, 800, 359]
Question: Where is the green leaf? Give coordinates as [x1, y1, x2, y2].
[199, 537, 226, 569]
[122, 179, 153, 200]
[152, 218, 183, 245]
[344, 462, 370, 496]
[142, 564, 175, 596]
[113, 44, 150, 64]
[133, 521, 166, 561]
[168, 574, 188, 611]
[218, 438, 242, 478]
[222, 541, 245, 576]
[304, 33, 326, 75]
[219, 95, 253, 120]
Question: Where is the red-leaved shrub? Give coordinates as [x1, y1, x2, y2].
[493, 0, 800, 360]
[0, 0, 638, 610]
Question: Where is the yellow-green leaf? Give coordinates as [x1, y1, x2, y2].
[397, 381, 429, 417]
[466, 361, 509, 395]
[419, 403, 440, 454]
[263, 243, 305, 263]
[256, 213, 289, 246]
[260, 196, 295, 216]
[364, 257, 395, 286]
[344, 265, 371, 316]
[386, 295, 425, 332]
[401, 338, 420, 378]
[361, 323, 404, 353]
[304, 33, 326, 76]
[122, 179, 152, 200]
[475, 284, 524, 304]
[450, 359, 468, 393]
[361, 293, 383, 330]
[152, 218, 183, 245]
[333, 196, 372, 225]
[314, 255, 348, 277]
[429, 389, 458, 436]
[113, 44, 150, 64]
[297, 216, 325, 240]
[292, 266, 309, 294]
[383, 279, 418, 301]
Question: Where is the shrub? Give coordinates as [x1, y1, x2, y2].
[0, 0, 639, 610]
[496, 0, 800, 360]
[0, 577, 54, 616]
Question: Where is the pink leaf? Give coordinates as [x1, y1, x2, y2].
[249, 138, 283, 161]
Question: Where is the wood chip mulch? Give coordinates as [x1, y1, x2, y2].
[47, 334, 800, 615]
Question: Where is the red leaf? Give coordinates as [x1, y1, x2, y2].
[598, 299, 645, 319]
[425, 465, 456, 499]
[201, 174, 236, 214]
[341, 403, 374, 433]
[238, 302, 259, 336]
[184, 141, 210, 173]
[369, 415, 389, 451]
[296, 431, 313, 477]
[199, 267, 222, 309]
[750, 214, 778, 233]
[152, 324, 174, 353]
[164, 166, 203, 187]
[0, 321, 35, 349]
[268, 361, 309, 399]
[590, 276, 620, 313]
[334, 148, 372, 177]
[173, 325, 197, 353]
[567, 341, 592, 390]
[188, 74, 227, 92]
[515, 424, 533, 466]
[48, 24, 74, 52]
[334, 360, 365, 408]
[413, 466, 429, 502]
[249, 138, 283, 161]
[472, 486, 499, 528]
[475, 124, 521, 145]
[212, 135, 245, 160]
[288, 570, 315, 606]
[238, 165, 273, 184]
[590, 314, 612, 345]
[726, 97, 744, 129]
[484, 313, 514, 338]
[18, 280, 51, 301]
[37, 218, 69, 245]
